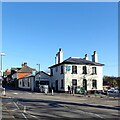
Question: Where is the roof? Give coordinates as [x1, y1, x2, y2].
[49, 57, 104, 68]
[36, 71, 50, 76]
[17, 66, 36, 73]
[11, 68, 21, 71]
[3, 72, 11, 76]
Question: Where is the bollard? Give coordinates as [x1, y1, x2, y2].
[24, 106, 26, 113]
[52, 89, 54, 95]
[2, 88, 6, 96]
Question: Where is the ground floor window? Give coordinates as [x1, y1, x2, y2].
[61, 79, 64, 89]
[92, 80, 97, 89]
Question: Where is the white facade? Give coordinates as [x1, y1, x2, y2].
[50, 64, 103, 92]
[18, 71, 51, 91]
[18, 75, 35, 91]
[49, 49, 104, 93]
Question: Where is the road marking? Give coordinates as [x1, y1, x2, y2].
[13, 102, 28, 119]
[13, 102, 19, 110]
[13, 93, 18, 95]
[22, 113, 28, 119]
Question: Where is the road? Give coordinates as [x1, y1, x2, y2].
[1, 88, 120, 120]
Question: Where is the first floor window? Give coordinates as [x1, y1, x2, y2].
[61, 66, 64, 74]
[72, 66, 77, 74]
[50, 69, 53, 76]
[61, 79, 64, 89]
[92, 80, 97, 89]
[92, 67, 97, 74]
[83, 66, 87, 74]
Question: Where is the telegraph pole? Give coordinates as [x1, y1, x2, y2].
[36, 64, 40, 92]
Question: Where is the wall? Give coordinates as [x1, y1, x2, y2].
[64, 64, 103, 91]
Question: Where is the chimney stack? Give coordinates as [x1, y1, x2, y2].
[55, 48, 63, 64]
[55, 53, 58, 64]
[92, 51, 98, 62]
[21, 62, 27, 67]
[84, 54, 88, 60]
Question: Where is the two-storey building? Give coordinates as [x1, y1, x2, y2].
[49, 48, 104, 93]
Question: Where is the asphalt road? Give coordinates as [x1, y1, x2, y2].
[1, 88, 120, 120]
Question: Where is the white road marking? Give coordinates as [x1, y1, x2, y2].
[13, 93, 18, 95]
[13, 102, 19, 110]
[13, 102, 28, 119]
[22, 113, 28, 119]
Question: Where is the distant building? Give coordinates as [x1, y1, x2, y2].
[49, 48, 104, 93]
[3, 62, 36, 87]
[18, 71, 51, 92]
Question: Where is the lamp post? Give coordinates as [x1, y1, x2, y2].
[36, 64, 40, 92]
[0, 52, 5, 76]
[0, 52, 5, 88]
[0, 52, 6, 96]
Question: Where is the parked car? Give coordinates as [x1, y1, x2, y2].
[107, 88, 120, 97]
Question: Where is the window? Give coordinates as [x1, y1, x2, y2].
[92, 67, 97, 74]
[61, 66, 64, 74]
[61, 79, 64, 89]
[28, 81, 30, 87]
[72, 79, 77, 86]
[83, 66, 87, 74]
[56, 66, 58, 72]
[50, 69, 53, 76]
[72, 66, 77, 74]
[22, 81, 25, 87]
[92, 80, 97, 89]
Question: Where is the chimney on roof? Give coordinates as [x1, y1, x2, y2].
[55, 53, 58, 64]
[24, 62, 27, 66]
[21, 62, 27, 67]
[55, 48, 63, 64]
[92, 51, 98, 62]
[84, 54, 88, 60]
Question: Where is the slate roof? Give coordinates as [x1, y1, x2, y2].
[49, 57, 104, 68]
[17, 66, 36, 73]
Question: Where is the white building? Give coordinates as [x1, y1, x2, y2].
[49, 48, 104, 93]
[18, 71, 51, 92]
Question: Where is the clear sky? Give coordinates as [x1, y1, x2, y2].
[1, 2, 118, 76]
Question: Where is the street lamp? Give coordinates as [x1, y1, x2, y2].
[0, 52, 5, 77]
[0, 52, 5, 96]
[36, 64, 40, 91]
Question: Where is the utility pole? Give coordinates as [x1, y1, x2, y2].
[0, 52, 5, 96]
[36, 64, 40, 92]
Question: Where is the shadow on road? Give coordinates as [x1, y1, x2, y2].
[3, 97, 119, 111]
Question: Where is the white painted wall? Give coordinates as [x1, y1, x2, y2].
[50, 64, 103, 92]
[50, 65, 64, 91]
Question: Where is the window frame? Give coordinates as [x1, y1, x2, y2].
[92, 79, 97, 89]
[83, 66, 87, 74]
[72, 65, 77, 74]
[92, 67, 97, 75]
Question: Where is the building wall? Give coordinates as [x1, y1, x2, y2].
[34, 72, 51, 90]
[50, 65, 64, 91]
[18, 77, 31, 89]
[50, 64, 103, 92]
[64, 64, 103, 91]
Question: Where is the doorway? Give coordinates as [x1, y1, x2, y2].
[83, 79, 87, 91]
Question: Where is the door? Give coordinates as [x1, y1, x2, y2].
[72, 79, 77, 93]
[55, 80, 58, 92]
[83, 79, 87, 91]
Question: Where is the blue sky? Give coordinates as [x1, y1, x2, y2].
[2, 2, 118, 76]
